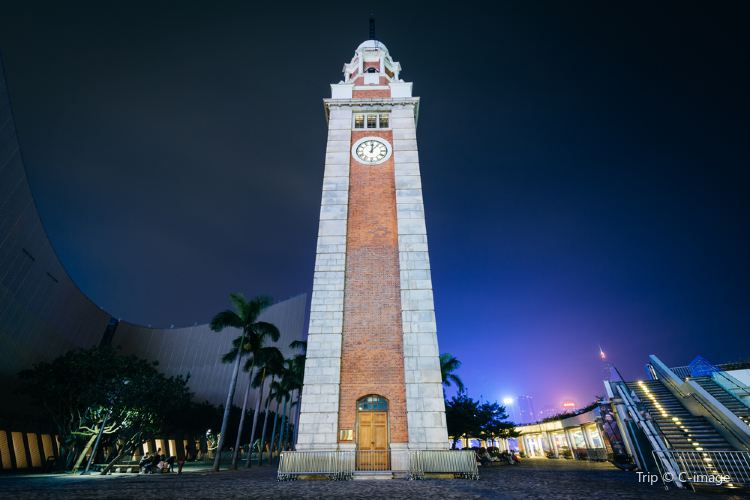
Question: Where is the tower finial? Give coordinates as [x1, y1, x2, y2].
[369, 15, 376, 40]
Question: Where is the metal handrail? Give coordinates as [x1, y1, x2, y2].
[712, 371, 750, 401]
[649, 360, 750, 452]
[652, 450, 750, 489]
[670, 361, 750, 401]
[669, 366, 691, 380]
[611, 380, 684, 487]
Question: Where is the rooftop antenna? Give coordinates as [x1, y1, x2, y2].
[369, 15, 376, 41]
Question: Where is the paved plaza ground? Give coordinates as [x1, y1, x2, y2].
[0, 459, 743, 499]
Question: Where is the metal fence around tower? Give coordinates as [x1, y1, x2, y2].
[277, 449, 478, 480]
[408, 450, 479, 480]
[277, 450, 355, 480]
[354, 450, 391, 471]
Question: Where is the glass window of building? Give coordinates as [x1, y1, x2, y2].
[353, 112, 390, 129]
[357, 395, 388, 411]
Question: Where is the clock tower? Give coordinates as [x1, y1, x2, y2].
[296, 34, 449, 458]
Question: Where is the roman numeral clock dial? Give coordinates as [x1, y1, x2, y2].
[352, 137, 392, 164]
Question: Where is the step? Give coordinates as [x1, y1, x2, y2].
[353, 471, 394, 480]
[627, 380, 735, 450]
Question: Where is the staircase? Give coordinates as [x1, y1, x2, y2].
[692, 376, 750, 427]
[627, 380, 733, 450]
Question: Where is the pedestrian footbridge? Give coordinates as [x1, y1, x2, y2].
[605, 354, 750, 490]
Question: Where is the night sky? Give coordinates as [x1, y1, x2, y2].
[1, 1, 748, 416]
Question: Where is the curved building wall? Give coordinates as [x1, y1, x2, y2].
[0, 61, 111, 395]
[113, 294, 307, 406]
[0, 60, 307, 410]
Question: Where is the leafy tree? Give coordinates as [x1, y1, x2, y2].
[209, 293, 279, 471]
[445, 391, 516, 448]
[17, 347, 191, 471]
[445, 391, 479, 449]
[476, 400, 518, 443]
[440, 353, 465, 397]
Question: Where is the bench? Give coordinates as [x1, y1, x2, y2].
[93, 462, 141, 474]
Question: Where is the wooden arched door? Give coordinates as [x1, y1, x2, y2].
[356, 395, 390, 470]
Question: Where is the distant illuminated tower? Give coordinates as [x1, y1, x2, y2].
[295, 31, 449, 458]
[562, 400, 577, 411]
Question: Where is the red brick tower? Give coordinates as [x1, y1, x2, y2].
[296, 36, 448, 459]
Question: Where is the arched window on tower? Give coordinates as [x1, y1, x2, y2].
[357, 395, 388, 411]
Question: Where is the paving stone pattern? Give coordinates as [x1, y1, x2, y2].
[0, 459, 742, 499]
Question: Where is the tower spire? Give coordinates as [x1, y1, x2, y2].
[369, 15, 376, 40]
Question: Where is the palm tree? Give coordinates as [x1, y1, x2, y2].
[284, 346, 306, 450]
[230, 344, 281, 469]
[209, 294, 278, 471]
[257, 353, 285, 466]
[440, 352, 465, 397]
[244, 346, 283, 467]
[268, 377, 290, 461]
[276, 359, 297, 453]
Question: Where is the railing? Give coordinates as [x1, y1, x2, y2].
[609, 378, 685, 486]
[355, 450, 390, 471]
[713, 371, 750, 403]
[277, 449, 479, 480]
[670, 359, 750, 393]
[572, 448, 608, 461]
[669, 366, 691, 379]
[409, 450, 479, 480]
[649, 357, 750, 452]
[277, 450, 355, 480]
[652, 450, 750, 489]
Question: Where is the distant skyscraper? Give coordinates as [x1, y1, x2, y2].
[517, 395, 536, 423]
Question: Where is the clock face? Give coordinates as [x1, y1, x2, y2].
[355, 139, 388, 163]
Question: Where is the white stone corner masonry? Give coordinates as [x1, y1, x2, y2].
[392, 104, 450, 450]
[296, 106, 351, 450]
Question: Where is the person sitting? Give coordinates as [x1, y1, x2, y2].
[154, 451, 174, 473]
[139, 453, 153, 474]
[150, 449, 162, 473]
[476, 447, 492, 466]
